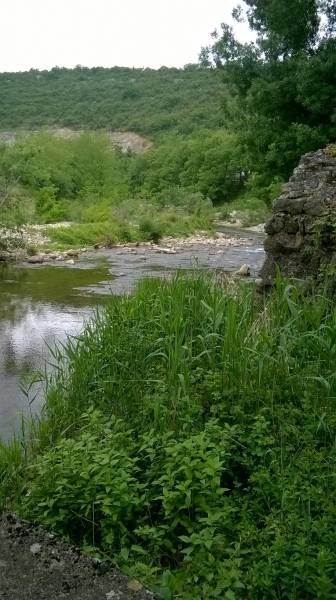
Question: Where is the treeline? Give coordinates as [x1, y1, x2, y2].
[202, 0, 336, 185]
[0, 66, 224, 136]
[1, 1, 335, 233]
[0, 130, 247, 227]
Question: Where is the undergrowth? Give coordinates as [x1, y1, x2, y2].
[47, 198, 214, 248]
[2, 274, 336, 598]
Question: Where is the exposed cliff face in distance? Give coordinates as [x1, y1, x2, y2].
[260, 146, 336, 285]
[0, 128, 153, 153]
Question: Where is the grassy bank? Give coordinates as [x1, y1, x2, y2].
[2, 274, 336, 598]
[46, 199, 214, 249]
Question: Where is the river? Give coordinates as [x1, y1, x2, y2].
[0, 233, 265, 440]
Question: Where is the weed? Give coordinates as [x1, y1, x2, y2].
[3, 275, 336, 597]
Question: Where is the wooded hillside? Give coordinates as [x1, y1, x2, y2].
[0, 66, 224, 136]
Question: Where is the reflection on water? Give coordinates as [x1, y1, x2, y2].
[0, 262, 110, 441]
[0, 238, 265, 441]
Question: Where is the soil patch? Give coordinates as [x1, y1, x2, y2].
[0, 514, 153, 600]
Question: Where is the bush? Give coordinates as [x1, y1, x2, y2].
[4, 275, 336, 597]
[139, 217, 163, 242]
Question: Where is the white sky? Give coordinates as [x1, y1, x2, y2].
[2, 0, 252, 72]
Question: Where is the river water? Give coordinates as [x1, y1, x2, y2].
[0, 235, 265, 440]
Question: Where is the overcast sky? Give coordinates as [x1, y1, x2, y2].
[2, 0, 252, 72]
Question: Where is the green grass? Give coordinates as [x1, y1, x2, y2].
[218, 194, 270, 227]
[2, 274, 336, 598]
[47, 207, 214, 249]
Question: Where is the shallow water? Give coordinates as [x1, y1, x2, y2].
[0, 236, 265, 440]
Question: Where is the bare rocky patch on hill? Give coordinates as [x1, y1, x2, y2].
[0, 129, 153, 154]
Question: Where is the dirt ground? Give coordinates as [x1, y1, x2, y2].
[0, 514, 153, 600]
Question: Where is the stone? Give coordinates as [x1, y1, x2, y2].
[127, 579, 143, 592]
[284, 217, 299, 235]
[260, 146, 336, 286]
[236, 264, 250, 277]
[27, 254, 45, 264]
[264, 214, 284, 235]
[304, 198, 328, 216]
[155, 246, 177, 254]
[30, 543, 42, 555]
[65, 258, 75, 265]
[273, 196, 305, 214]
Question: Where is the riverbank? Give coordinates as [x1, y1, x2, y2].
[1, 274, 336, 598]
[0, 514, 152, 599]
[0, 222, 264, 265]
[0, 233, 265, 441]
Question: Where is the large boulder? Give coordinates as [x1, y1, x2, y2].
[260, 146, 336, 286]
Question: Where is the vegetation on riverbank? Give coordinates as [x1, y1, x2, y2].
[1, 2, 335, 248]
[0, 2, 336, 596]
[2, 274, 336, 598]
[0, 130, 246, 250]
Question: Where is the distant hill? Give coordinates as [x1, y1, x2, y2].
[0, 66, 225, 137]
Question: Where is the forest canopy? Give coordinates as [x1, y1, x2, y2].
[0, 1, 335, 233]
[0, 66, 224, 137]
[201, 0, 336, 184]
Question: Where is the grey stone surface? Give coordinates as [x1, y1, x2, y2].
[260, 147, 336, 285]
[0, 514, 153, 600]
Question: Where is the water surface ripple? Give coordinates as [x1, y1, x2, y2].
[0, 235, 265, 440]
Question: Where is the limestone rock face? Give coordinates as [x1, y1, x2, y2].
[260, 146, 336, 285]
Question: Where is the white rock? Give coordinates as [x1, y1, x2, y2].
[30, 543, 42, 555]
[155, 247, 177, 254]
[236, 264, 251, 277]
[65, 258, 75, 265]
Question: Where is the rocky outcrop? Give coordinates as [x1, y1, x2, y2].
[260, 146, 336, 286]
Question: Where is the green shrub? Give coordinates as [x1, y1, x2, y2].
[139, 217, 163, 242]
[5, 276, 336, 597]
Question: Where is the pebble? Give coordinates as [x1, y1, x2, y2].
[127, 579, 143, 592]
[155, 246, 177, 254]
[236, 264, 251, 277]
[30, 543, 42, 555]
[27, 255, 45, 264]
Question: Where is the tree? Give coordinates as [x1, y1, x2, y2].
[201, 1, 336, 185]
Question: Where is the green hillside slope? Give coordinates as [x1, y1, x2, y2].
[0, 66, 225, 136]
